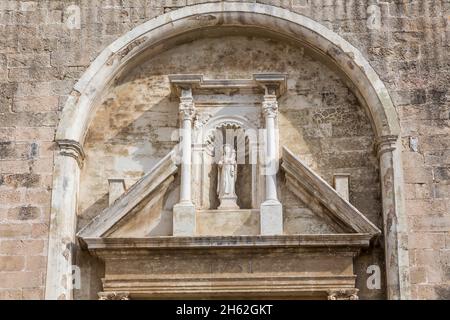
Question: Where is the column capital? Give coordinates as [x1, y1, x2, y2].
[179, 88, 195, 121]
[179, 103, 195, 121]
[98, 291, 130, 300]
[327, 289, 359, 300]
[262, 94, 278, 118]
[56, 139, 85, 168]
[376, 135, 398, 158]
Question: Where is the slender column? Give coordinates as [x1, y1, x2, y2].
[260, 88, 283, 235]
[45, 140, 84, 300]
[263, 94, 279, 201]
[179, 89, 195, 203]
[377, 135, 411, 300]
[173, 87, 196, 236]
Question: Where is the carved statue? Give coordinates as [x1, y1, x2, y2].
[217, 144, 239, 209]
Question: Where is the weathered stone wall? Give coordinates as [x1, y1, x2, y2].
[0, 0, 449, 300]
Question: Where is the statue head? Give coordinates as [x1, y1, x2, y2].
[223, 144, 233, 155]
[222, 144, 236, 161]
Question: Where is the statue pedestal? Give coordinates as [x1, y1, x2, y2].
[260, 200, 283, 235]
[218, 196, 239, 210]
[173, 202, 195, 236]
[196, 209, 259, 236]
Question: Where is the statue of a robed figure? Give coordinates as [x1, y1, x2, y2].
[217, 144, 239, 209]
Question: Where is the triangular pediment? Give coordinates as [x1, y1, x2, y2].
[281, 146, 381, 236]
[77, 150, 178, 239]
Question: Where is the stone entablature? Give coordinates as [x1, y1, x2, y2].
[83, 235, 370, 300]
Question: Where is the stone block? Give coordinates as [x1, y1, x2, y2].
[0, 223, 32, 238]
[0, 190, 22, 205]
[409, 233, 446, 249]
[30, 223, 49, 239]
[403, 167, 432, 184]
[24, 190, 51, 206]
[7, 206, 40, 221]
[405, 199, 448, 216]
[425, 150, 450, 166]
[0, 256, 25, 271]
[260, 200, 283, 235]
[0, 160, 30, 174]
[0, 142, 31, 160]
[0, 271, 43, 288]
[0, 289, 21, 299]
[22, 288, 43, 300]
[7, 53, 50, 68]
[0, 240, 45, 256]
[8, 67, 61, 83]
[12, 127, 55, 141]
[412, 249, 440, 267]
[0, 173, 41, 188]
[173, 202, 195, 236]
[410, 215, 450, 232]
[406, 183, 433, 199]
[433, 183, 450, 199]
[25, 256, 46, 271]
[410, 266, 426, 284]
[402, 151, 424, 168]
[196, 209, 259, 236]
[433, 167, 450, 182]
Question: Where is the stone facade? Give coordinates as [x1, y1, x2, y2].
[0, 0, 449, 300]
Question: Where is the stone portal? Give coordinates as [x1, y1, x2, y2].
[77, 74, 380, 300]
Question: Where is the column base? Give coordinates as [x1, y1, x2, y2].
[173, 202, 196, 236]
[260, 200, 283, 235]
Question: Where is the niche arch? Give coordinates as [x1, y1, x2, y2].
[194, 115, 260, 210]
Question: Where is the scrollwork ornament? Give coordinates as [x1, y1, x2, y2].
[179, 100, 195, 121]
[98, 291, 130, 300]
[327, 289, 359, 300]
[262, 98, 278, 118]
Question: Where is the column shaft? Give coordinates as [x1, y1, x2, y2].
[265, 112, 278, 201]
[173, 87, 196, 236]
[45, 142, 83, 299]
[180, 117, 192, 203]
[378, 136, 411, 299]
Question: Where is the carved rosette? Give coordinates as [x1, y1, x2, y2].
[327, 289, 359, 300]
[98, 292, 130, 300]
[262, 95, 279, 118]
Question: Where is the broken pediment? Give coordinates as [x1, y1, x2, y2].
[281, 146, 381, 237]
[77, 142, 381, 242]
[77, 146, 381, 243]
[77, 150, 178, 239]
